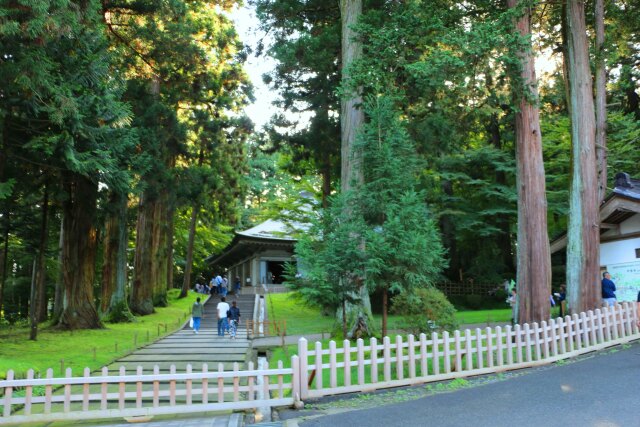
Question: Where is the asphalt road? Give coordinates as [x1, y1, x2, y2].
[300, 341, 640, 427]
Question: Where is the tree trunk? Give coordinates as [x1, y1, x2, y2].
[52, 217, 64, 322]
[58, 173, 102, 329]
[340, 0, 374, 337]
[0, 226, 8, 321]
[166, 199, 175, 292]
[131, 191, 156, 315]
[594, 0, 607, 203]
[382, 287, 388, 338]
[507, 0, 551, 324]
[35, 180, 50, 322]
[565, 0, 600, 313]
[153, 189, 169, 306]
[180, 202, 200, 298]
[102, 193, 133, 322]
[340, 0, 364, 192]
[29, 259, 37, 340]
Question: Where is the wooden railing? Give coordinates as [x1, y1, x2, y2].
[2, 303, 638, 424]
[297, 302, 639, 399]
[0, 360, 300, 425]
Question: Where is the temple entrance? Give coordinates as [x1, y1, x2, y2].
[266, 260, 287, 284]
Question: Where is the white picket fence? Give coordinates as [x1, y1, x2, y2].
[0, 360, 300, 425]
[1, 302, 638, 425]
[297, 302, 639, 399]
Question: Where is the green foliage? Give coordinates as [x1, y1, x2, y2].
[392, 287, 459, 335]
[354, 95, 446, 295]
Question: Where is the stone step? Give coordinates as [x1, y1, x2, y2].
[119, 354, 248, 364]
[103, 362, 247, 373]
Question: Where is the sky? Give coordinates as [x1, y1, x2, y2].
[231, 6, 562, 130]
[232, 6, 278, 129]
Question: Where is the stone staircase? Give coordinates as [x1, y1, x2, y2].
[98, 294, 258, 402]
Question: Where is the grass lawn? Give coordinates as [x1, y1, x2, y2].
[0, 289, 199, 380]
[266, 292, 514, 338]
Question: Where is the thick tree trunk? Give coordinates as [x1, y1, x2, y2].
[507, 0, 551, 324]
[131, 191, 156, 315]
[35, 181, 49, 322]
[0, 227, 8, 321]
[565, 0, 600, 313]
[166, 200, 175, 292]
[153, 189, 169, 306]
[180, 202, 200, 298]
[58, 173, 102, 329]
[102, 193, 133, 322]
[340, 0, 364, 192]
[340, 0, 374, 337]
[594, 0, 607, 203]
[29, 260, 37, 340]
[52, 217, 64, 322]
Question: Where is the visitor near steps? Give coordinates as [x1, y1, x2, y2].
[601, 271, 616, 307]
[217, 297, 230, 337]
[191, 297, 203, 334]
[228, 300, 241, 339]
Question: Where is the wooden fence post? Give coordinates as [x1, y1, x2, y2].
[292, 355, 301, 406]
[357, 338, 366, 384]
[3, 370, 13, 417]
[370, 337, 379, 383]
[395, 335, 404, 381]
[298, 338, 308, 399]
[315, 341, 324, 390]
[343, 339, 352, 387]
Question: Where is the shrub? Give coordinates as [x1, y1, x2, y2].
[392, 287, 458, 335]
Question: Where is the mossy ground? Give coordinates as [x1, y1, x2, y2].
[0, 289, 199, 380]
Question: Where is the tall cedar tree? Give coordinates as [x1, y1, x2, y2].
[506, 0, 551, 324]
[355, 95, 446, 337]
[565, 0, 600, 313]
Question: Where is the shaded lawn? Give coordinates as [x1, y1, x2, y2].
[266, 292, 513, 337]
[0, 289, 199, 380]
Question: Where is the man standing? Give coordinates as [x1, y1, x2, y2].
[216, 297, 230, 337]
[228, 300, 241, 339]
[601, 271, 617, 307]
[191, 297, 203, 334]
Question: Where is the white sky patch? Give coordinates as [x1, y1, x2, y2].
[232, 5, 279, 130]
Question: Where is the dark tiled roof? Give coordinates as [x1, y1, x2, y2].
[612, 172, 640, 200]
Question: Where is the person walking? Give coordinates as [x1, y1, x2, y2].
[216, 297, 230, 337]
[234, 276, 241, 295]
[508, 289, 517, 325]
[191, 297, 204, 334]
[221, 276, 228, 297]
[601, 271, 617, 307]
[228, 300, 241, 339]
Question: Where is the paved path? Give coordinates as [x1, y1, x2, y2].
[289, 340, 640, 427]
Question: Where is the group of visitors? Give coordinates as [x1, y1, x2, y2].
[190, 296, 241, 338]
[194, 274, 242, 297]
[508, 272, 635, 325]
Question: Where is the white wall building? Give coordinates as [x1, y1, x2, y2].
[551, 172, 640, 300]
